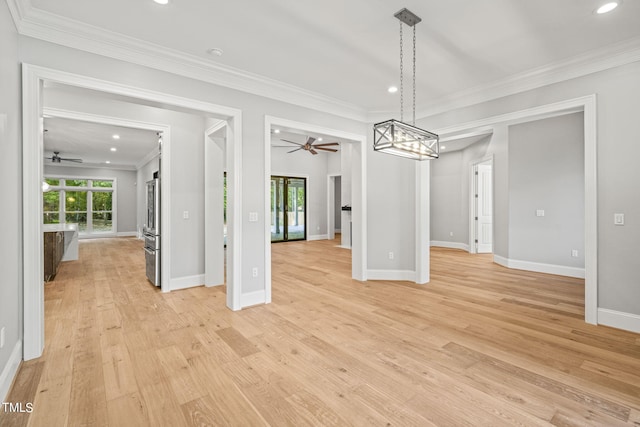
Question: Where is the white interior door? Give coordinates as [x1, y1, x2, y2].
[476, 163, 493, 253]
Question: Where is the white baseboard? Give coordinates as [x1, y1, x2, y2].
[241, 290, 266, 308]
[170, 274, 205, 291]
[0, 340, 22, 402]
[308, 234, 328, 241]
[367, 270, 416, 282]
[117, 231, 138, 237]
[597, 308, 640, 334]
[493, 255, 585, 279]
[431, 241, 470, 251]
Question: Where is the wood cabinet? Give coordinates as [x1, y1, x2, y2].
[44, 231, 64, 281]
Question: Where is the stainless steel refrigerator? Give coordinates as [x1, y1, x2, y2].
[143, 178, 160, 286]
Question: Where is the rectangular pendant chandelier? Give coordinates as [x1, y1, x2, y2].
[374, 8, 439, 161]
[373, 119, 439, 160]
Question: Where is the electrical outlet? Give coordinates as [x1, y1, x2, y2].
[388, 252, 394, 260]
[571, 249, 579, 257]
[614, 213, 624, 225]
[449, 231, 454, 237]
[0, 327, 5, 349]
[536, 209, 545, 217]
[249, 212, 258, 222]
[252, 267, 258, 278]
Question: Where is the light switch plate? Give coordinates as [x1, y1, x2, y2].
[614, 213, 624, 225]
[183, 210, 189, 219]
[536, 210, 545, 217]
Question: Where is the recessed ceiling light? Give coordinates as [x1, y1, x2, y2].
[274, 129, 281, 134]
[441, 145, 446, 150]
[596, 1, 619, 14]
[153, 0, 169, 4]
[207, 48, 224, 57]
[318, 137, 323, 142]
[388, 86, 398, 93]
[105, 161, 111, 164]
[110, 147, 117, 152]
[112, 134, 120, 140]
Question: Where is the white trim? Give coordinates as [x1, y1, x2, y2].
[308, 234, 329, 241]
[597, 309, 640, 334]
[327, 174, 340, 241]
[371, 36, 640, 122]
[430, 241, 470, 252]
[8, 0, 640, 122]
[170, 275, 205, 291]
[431, 95, 597, 325]
[493, 255, 585, 279]
[0, 340, 22, 402]
[204, 122, 226, 290]
[367, 270, 416, 282]
[415, 160, 430, 284]
[265, 116, 368, 306]
[241, 290, 267, 309]
[22, 64, 243, 360]
[116, 232, 137, 237]
[8, 0, 367, 122]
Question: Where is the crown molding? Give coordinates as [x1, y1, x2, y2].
[9, 0, 640, 125]
[369, 35, 640, 122]
[8, 0, 368, 122]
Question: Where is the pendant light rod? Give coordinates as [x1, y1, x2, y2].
[373, 7, 439, 161]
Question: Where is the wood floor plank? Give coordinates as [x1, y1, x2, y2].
[5, 237, 640, 426]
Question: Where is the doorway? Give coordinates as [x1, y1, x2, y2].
[472, 159, 493, 254]
[271, 176, 307, 242]
[23, 64, 243, 360]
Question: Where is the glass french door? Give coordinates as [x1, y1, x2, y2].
[271, 176, 306, 242]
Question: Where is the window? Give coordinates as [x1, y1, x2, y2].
[43, 177, 116, 236]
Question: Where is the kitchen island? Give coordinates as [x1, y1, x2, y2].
[43, 223, 79, 281]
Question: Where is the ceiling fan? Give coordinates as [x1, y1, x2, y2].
[45, 151, 83, 163]
[277, 137, 339, 155]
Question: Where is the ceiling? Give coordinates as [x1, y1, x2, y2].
[9, 0, 640, 119]
[43, 117, 159, 170]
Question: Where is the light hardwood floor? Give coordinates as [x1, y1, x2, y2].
[2, 237, 640, 426]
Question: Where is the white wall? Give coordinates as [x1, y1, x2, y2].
[508, 113, 585, 269]
[271, 148, 331, 238]
[0, 0, 22, 401]
[420, 60, 640, 319]
[44, 165, 138, 234]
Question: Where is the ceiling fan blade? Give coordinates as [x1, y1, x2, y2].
[287, 147, 303, 153]
[281, 139, 304, 146]
[310, 149, 318, 155]
[312, 142, 339, 147]
[306, 137, 316, 145]
[64, 159, 84, 163]
[315, 147, 338, 152]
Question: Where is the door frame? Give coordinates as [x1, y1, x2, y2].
[435, 94, 597, 325]
[327, 174, 341, 241]
[204, 121, 227, 289]
[22, 64, 243, 360]
[264, 115, 368, 304]
[469, 155, 494, 254]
